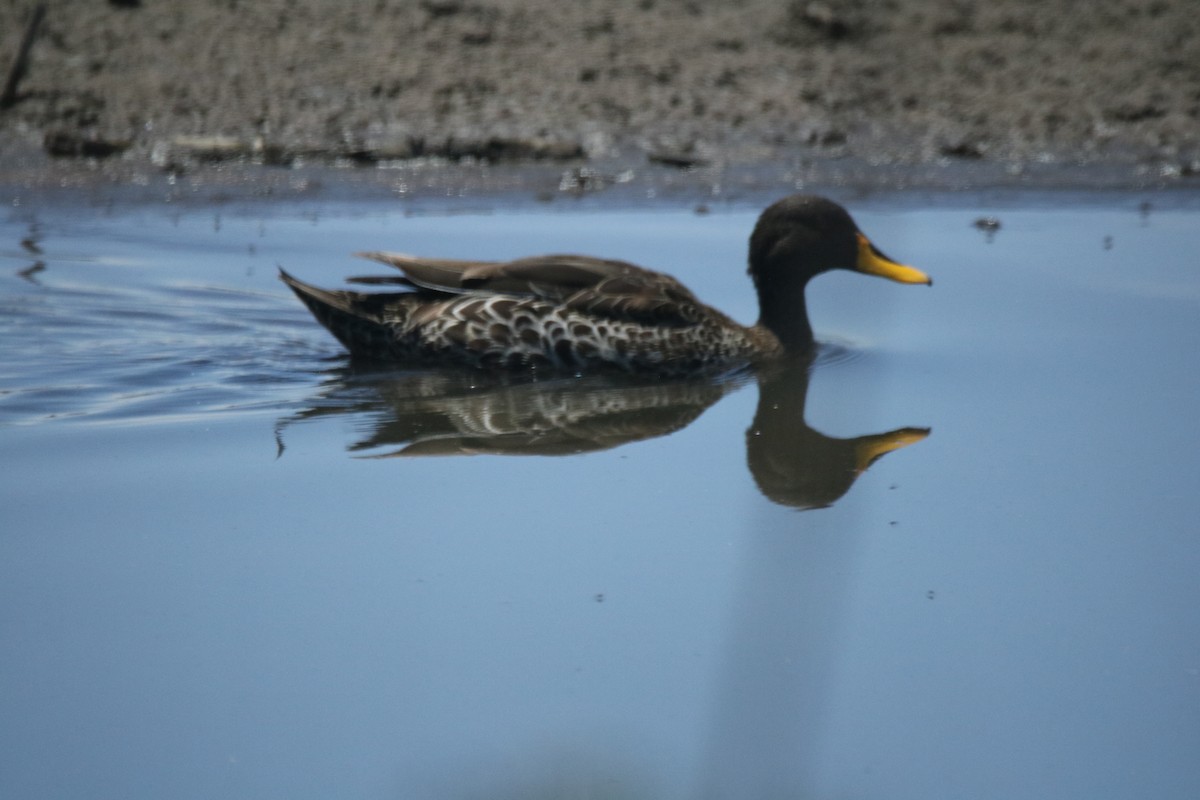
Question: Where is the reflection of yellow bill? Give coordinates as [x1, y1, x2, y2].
[854, 427, 932, 474]
[855, 232, 933, 286]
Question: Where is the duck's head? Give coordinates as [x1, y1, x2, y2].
[748, 195, 931, 351]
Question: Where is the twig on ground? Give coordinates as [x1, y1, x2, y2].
[1, 3, 48, 109]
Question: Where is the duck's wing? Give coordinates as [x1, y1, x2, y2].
[351, 252, 499, 290]
[354, 251, 711, 327]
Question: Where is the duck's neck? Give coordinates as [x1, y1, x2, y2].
[756, 281, 814, 353]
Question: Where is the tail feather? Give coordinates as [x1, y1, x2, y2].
[279, 268, 405, 358]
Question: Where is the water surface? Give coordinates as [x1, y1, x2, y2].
[2, 195, 1198, 799]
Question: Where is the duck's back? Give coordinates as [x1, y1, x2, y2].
[282, 253, 775, 373]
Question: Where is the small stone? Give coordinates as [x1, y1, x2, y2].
[43, 130, 130, 158]
[647, 150, 709, 169]
[940, 139, 986, 159]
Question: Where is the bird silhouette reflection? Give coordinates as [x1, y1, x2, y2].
[277, 358, 928, 509]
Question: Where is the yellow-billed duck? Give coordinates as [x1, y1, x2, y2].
[280, 194, 930, 374]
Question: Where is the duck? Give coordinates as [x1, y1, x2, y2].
[280, 194, 931, 374]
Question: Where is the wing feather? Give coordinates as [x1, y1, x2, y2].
[353, 251, 709, 326]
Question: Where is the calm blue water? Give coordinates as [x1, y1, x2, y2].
[2, 195, 1199, 799]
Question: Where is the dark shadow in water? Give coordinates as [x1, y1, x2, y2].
[277, 359, 930, 511]
[11, 221, 46, 283]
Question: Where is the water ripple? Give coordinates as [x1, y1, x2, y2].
[0, 272, 326, 426]
[813, 338, 867, 367]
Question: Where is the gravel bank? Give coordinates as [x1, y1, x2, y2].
[2, 0, 1198, 201]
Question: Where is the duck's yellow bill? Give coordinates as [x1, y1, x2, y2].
[855, 233, 932, 286]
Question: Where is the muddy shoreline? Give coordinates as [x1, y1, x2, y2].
[2, 0, 1198, 206]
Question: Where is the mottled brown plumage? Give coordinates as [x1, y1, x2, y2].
[281, 195, 931, 374]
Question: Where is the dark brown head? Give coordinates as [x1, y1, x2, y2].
[748, 195, 931, 351]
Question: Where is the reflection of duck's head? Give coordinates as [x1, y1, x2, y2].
[749, 196, 931, 353]
[747, 363, 930, 509]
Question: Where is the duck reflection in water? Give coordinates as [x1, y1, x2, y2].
[277, 358, 929, 510]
